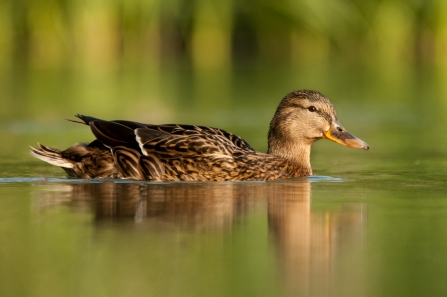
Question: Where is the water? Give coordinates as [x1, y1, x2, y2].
[1, 65, 447, 297]
[2, 169, 447, 297]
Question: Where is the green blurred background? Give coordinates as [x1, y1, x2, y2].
[2, 0, 445, 71]
[1, 0, 447, 156]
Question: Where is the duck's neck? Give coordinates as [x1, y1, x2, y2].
[267, 132, 313, 175]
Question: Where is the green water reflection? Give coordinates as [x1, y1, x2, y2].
[2, 170, 447, 297]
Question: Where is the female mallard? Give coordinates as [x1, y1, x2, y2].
[30, 90, 369, 181]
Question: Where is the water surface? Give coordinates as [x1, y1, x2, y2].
[2, 152, 447, 297]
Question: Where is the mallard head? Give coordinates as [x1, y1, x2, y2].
[267, 90, 368, 166]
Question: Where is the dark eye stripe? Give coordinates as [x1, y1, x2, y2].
[289, 103, 332, 123]
[290, 103, 318, 112]
[289, 103, 305, 109]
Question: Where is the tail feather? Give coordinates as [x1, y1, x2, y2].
[66, 114, 103, 125]
[29, 143, 74, 168]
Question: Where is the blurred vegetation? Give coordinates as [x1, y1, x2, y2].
[0, 0, 447, 128]
[0, 0, 444, 70]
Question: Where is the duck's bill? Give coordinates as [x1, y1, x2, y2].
[323, 123, 369, 150]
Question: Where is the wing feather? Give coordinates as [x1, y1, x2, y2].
[140, 133, 237, 158]
[143, 124, 254, 151]
[69, 116, 256, 181]
[140, 155, 165, 180]
[112, 147, 144, 180]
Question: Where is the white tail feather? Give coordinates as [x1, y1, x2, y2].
[29, 143, 74, 168]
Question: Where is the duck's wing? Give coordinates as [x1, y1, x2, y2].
[74, 115, 254, 151]
[74, 115, 255, 180]
[135, 128, 239, 158]
[74, 115, 167, 151]
[107, 126, 245, 181]
[135, 129, 246, 181]
[143, 124, 255, 152]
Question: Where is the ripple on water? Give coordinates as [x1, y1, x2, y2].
[0, 175, 344, 185]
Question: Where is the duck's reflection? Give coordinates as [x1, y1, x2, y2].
[268, 181, 365, 297]
[32, 180, 365, 294]
[33, 181, 265, 231]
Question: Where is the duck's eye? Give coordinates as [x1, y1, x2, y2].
[308, 106, 317, 112]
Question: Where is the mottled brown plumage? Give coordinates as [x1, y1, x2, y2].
[30, 90, 369, 181]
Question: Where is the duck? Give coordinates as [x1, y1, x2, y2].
[30, 90, 369, 181]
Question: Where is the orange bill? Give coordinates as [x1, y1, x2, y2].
[323, 122, 369, 150]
